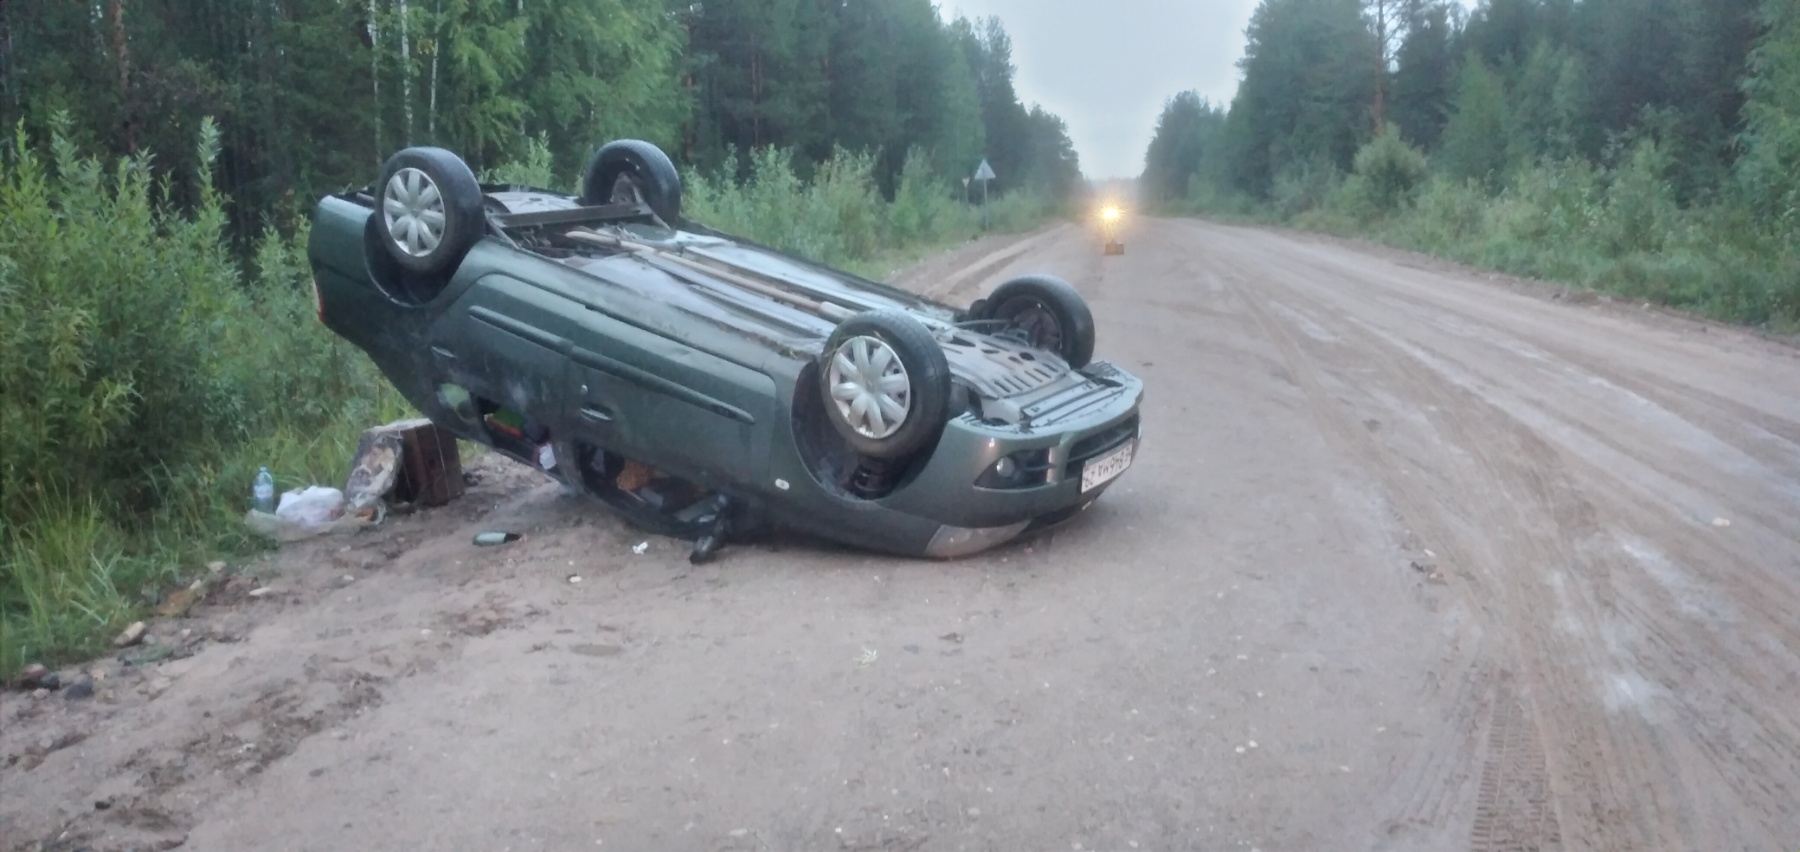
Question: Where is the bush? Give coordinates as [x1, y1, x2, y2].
[1396, 176, 1490, 253]
[1270, 159, 1341, 218]
[0, 117, 243, 527]
[480, 132, 563, 190]
[683, 144, 1048, 276]
[1345, 125, 1430, 215]
[1, 118, 402, 673]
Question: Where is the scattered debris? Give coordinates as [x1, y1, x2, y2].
[1409, 560, 1432, 573]
[1712, 517, 1732, 528]
[571, 643, 623, 657]
[632, 541, 649, 555]
[349, 418, 465, 511]
[474, 531, 522, 546]
[567, 575, 583, 584]
[938, 632, 964, 644]
[157, 580, 207, 618]
[856, 648, 879, 667]
[63, 676, 95, 701]
[113, 621, 147, 648]
[16, 663, 50, 689]
[248, 586, 279, 598]
[119, 643, 178, 667]
[333, 548, 389, 572]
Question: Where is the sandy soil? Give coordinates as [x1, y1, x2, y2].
[4, 216, 1797, 851]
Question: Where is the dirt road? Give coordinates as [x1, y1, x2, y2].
[5, 218, 1798, 851]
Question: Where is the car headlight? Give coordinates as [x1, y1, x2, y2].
[1101, 206, 1121, 222]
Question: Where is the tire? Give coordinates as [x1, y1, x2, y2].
[972, 274, 1096, 368]
[372, 147, 485, 276]
[581, 139, 682, 222]
[818, 310, 951, 461]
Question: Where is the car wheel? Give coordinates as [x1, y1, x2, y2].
[373, 147, 485, 276]
[819, 310, 951, 461]
[972, 274, 1096, 368]
[581, 139, 682, 222]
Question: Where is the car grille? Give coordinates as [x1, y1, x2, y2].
[1064, 414, 1139, 476]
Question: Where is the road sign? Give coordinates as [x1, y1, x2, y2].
[972, 160, 996, 230]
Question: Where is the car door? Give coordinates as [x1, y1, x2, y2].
[563, 307, 777, 489]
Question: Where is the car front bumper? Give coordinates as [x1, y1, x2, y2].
[771, 361, 1144, 558]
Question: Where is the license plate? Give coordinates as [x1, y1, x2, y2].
[1080, 441, 1135, 493]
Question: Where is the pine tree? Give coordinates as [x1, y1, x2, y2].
[1389, 0, 1458, 149]
[1140, 91, 1225, 203]
[1219, 0, 1376, 198]
[1434, 55, 1516, 185]
[1736, 0, 1800, 235]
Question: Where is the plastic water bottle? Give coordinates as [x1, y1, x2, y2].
[252, 467, 276, 513]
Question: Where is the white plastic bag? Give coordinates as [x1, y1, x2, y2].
[275, 485, 346, 528]
[246, 485, 359, 542]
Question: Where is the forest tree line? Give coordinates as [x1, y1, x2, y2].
[0, 0, 1084, 238]
[1141, 0, 1798, 325]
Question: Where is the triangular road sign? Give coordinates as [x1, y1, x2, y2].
[973, 159, 996, 181]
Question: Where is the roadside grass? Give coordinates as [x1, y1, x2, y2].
[684, 146, 1060, 280]
[1163, 135, 1800, 334]
[0, 127, 1060, 677]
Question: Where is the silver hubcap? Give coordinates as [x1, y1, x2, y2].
[382, 167, 446, 257]
[827, 335, 912, 440]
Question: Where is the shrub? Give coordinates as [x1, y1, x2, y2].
[1597, 140, 1681, 257]
[0, 116, 244, 526]
[1347, 125, 1430, 215]
[683, 144, 1042, 275]
[480, 132, 563, 190]
[1, 118, 402, 673]
[1270, 159, 1341, 218]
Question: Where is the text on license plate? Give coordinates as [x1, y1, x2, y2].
[1080, 441, 1135, 493]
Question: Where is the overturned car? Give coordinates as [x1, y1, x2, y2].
[307, 141, 1143, 561]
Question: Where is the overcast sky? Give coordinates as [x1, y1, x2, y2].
[938, 0, 1263, 179]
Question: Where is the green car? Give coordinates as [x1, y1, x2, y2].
[307, 141, 1143, 561]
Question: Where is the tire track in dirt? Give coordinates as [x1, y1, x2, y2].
[1202, 243, 1522, 849]
[1192, 219, 1800, 848]
[1470, 677, 1560, 852]
[1336, 315, 1800, 849]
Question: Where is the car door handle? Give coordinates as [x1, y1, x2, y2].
[579, 406, 614, 424]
